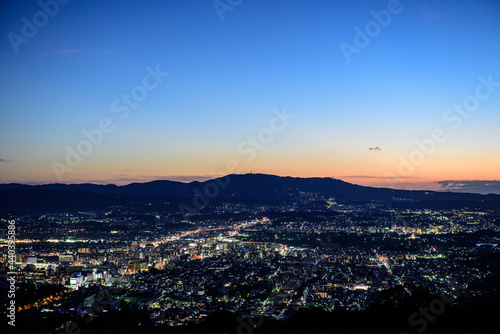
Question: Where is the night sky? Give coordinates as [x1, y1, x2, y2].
[1, 0, 500, 193]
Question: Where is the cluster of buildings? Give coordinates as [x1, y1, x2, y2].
[1, 205, 499, 326]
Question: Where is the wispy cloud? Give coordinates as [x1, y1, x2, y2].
[0, 158, 11, 163]
[44, 49, 116, 57]
[342, 175, 388, 179]
[56, 49, 80, 55]
[437, 180, 500, 195]
[344, 175, 426, 184]
[420, 3, 447, 22]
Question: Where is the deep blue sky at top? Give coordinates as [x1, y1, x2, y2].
[0, 0, 499, 186]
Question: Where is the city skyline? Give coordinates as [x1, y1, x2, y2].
[1, 0, 500, 194]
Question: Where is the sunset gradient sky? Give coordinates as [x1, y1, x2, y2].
[1, 0, 500, 193]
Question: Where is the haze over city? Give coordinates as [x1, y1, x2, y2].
[1, 0, 500, 193]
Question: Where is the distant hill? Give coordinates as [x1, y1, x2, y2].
[2, 173, 500, 215]
[0, 189, 138, 215]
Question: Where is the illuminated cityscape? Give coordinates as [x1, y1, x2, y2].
[2, 186, 500, 332]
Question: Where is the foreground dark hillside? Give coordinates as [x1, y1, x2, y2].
[2, 284, 499, 334]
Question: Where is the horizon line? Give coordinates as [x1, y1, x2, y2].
[1, 173, 500, 196]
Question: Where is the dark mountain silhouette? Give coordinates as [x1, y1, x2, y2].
[1, 173, 500, 215]
[0, 179, 190, 197]
[0, 189, 133, 215]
